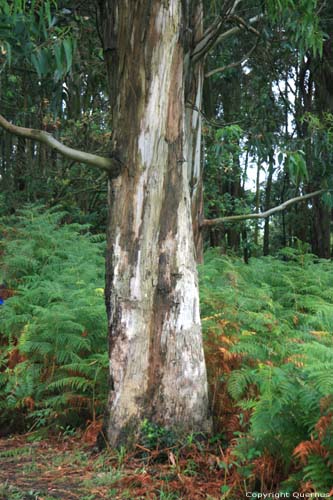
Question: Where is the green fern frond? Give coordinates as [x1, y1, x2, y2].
[303, 455, 333, 490]
[47, 376, 93, 392]
[227, 369, 255, 400]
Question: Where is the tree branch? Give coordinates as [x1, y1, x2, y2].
[192, 13, 263, 63]
[205, 39, 258, 78]
[229, 0, 243, 15]
[216, 14, 262, 45]
[186, 101, 243, 128]
[0, 114, 122, 175]
[202, 189, 325, 227]
[228, 15, 261, 37]
[191, 16, 226, 63]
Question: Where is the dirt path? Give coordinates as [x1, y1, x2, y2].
[0, 434, 227, 500]
[0, 435, 101, 499]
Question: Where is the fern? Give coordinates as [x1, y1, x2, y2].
[227, 369, 255, 400]
[303, 455, 333, 490]
[199, 249, 333, 489]
[0, 205, 108, 429]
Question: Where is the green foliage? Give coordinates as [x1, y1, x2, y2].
[0, 1, 76, 79]
[302, 112, 333, 202]
[266, 0, 323, 57]
[0, 205, 108, 430]
[0, 1, 109, 221]
[203, 124, 254, 247]
[303, 455, 333, 491]
[284, 150, 308, 186]
[200, 250, 333, 489]
[140, 419, 177, 450]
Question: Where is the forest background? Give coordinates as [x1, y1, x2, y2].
[1, 0, 333, 498]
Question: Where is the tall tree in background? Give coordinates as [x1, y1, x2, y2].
[296, 1, 333, 258]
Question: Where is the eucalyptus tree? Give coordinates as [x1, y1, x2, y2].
[0, 0, 324, 447]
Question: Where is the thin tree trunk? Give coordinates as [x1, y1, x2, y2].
[254, 161, 261, 247]
[312, 197, 331, 258]
[99, 0, 211, 447]
[220, 71, 242, 251]
[185, 3, 205, 262]
[263, 152, 274, 256]
[186, 79, 205, 262]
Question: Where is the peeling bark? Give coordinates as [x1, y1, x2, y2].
[99, 0, 211, 447]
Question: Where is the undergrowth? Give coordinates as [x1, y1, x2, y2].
[200, 248, 333, 495]
[1, 206, 333, 496]
[0, 205, 108, 432]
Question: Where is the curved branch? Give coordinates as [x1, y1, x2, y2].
[216, 14, 262, 45]
[0, 114, 121, 175]
[192, 13, 263, 63]
[186, 101, 243, 128]
[202, 189, 325, 227]
[229, 15, 261, 37]
[205, 40, 258, 78]
[191, 16, 225, 63]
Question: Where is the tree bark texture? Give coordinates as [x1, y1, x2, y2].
[99, 0, 211, 447]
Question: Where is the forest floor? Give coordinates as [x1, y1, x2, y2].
[0, 432, 229, 500]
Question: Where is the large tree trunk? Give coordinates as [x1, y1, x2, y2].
[99, 0, 211, 447]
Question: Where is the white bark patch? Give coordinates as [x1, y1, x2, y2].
[133, 169, 148, 238]
[193, 117, 202, 184]
[192, 71, 202, 129]
[138, 74, 163, 167]
[130, 28, 135, 50]
[110, 230, 122, 328]
[155, 6, 166, 33]
[175, 269, 200, 330]
[161, 317, 207, 412]
[130, 250, 142, 300]
[112, 231, 122, 282]
[155, 0, 178, 33]
[120, 307, 140, 341]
